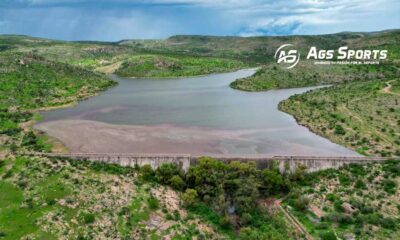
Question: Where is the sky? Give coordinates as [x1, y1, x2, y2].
[0, 0, 399, 41]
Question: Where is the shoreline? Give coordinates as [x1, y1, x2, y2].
[35, 119, 359, 156]
[34, 68, 356, 156]
[114, 66, 259, 80]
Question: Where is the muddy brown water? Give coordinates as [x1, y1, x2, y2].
[36, 69, 358, 156]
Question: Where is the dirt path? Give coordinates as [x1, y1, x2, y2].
[337, 89, 393, 145]
[95, 61, 122, 74]
[275, 199, 314, 240]
[381, 80, 400, 96]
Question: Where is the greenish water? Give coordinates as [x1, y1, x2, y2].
[39, 69, 358, 156]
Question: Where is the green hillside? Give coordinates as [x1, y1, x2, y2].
[0, 30, 399, 239]
[279, 78, 400, 157]
[115, 54, 246, 78]
[285, 160, 400, 239]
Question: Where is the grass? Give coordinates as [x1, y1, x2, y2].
[230, 62, 399, 91]
[285, 161, 400, 239]
[0, 181, 56, 240]
[0, 52, 115, 110]
[1, 31, 400, 239]
[115, 54, 247, 78]
[279, 78, 400, 157]
[0, 156, 231, 239]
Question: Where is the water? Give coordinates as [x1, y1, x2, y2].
[38, 69, 358, 156]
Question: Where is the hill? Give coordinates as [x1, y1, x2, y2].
[279, 78, 400, 157]
[0, 30, 399, 238]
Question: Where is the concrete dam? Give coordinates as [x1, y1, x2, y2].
[32, 153, 397, 172]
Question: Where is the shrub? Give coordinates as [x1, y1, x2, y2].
[354, 179, 366, 189]
[334, 125, 346, 135]
[326, 212, 352, 225]
[148, 196, 159, 210]
[139, 164, 155, 181]
[182, 189, 198, 206]
[156, 163, 181, 184]
[326, 193, 337, 202]
[170, 175, 185, 190]
[219, 214, 232, 229]
[315, 222, 330, 230]
[240, 213, 252, 225]
[380, 217, 396, 229]
[382, 179, 397, 194]
[295, 196, 310, 211]
[82, 213, 95, 224]
[319, 231, 337, 240]
[334, 200, 344, 212]
[339, 174, 351, 186]
[363, 213, 380, 225]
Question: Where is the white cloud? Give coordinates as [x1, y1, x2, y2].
[0, 0, 399, 40]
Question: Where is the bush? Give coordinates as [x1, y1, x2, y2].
[218, 214, 232, 229]
[334, 200, 344, 212]
[182, 189, 198, 206]
[382, 179, 397, 194]
[315, 222, 330, 230]
[326, 212, 352, 225]
[240, 213, 252, 225]
[139, 164, 155, 181]
[326, 193, 338, 202]
[380, 217, 396, 229]
[334, 124, 346, 135]
[82, 213, 95, 224]
[319, 231, 337, 240]
[170, 175, 185, 190]
[363, 213, 380, 225]
[156, 163, 181, 184]
[295, 196, 310, 211]
[354, 179, 366, 189]
[148, 196, 159, 210]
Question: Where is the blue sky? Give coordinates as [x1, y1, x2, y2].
[0, 0, 399, 41]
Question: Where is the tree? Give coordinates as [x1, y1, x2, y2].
[295, 195, 310, 211]
[182, 188, 198, 206]
[156, 163, 181, 184]
[334, 124, 346, 135]
[170, 175, 185, 190]
[262, 163, 286, 194]
[140, 164, 155, 181]
[225, 161, 261, 215]
[186, 157, 226, 200]
[289, 164, 308, 182]
[319, 231, 337, 240]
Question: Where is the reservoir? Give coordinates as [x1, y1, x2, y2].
[36, 69, 358, 156]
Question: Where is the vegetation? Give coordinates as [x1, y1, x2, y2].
[0, 52, 115, 110]
[115, 54, 247, 78]
[230, 62, 398, 91]
[137, 158, 304, 239]
[285, 160, 400, 239]
[120, 30, 400, 63]
[1, 30, 400, 239]
[0, 35, 248, 78]
[0, 155, 236, 239]
[279, 78, 400, 156]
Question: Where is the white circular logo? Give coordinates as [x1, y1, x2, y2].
[274, 44, 300, 69]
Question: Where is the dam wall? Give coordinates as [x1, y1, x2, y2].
[32, 153, 397, 173]
[34, 153, 192, 172]
[199, 156, 392, 172]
